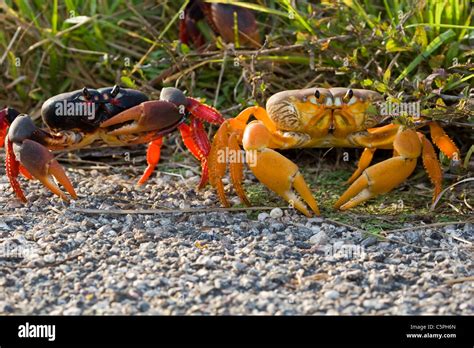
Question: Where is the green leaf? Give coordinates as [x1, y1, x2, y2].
[386, 39, 410, 52]
[412, 26, 428, 48]
[361, 79, 373, 87]
[383, 68, 391, 85]
[394, 29, 456, 85]
[120, 76, 137, 88]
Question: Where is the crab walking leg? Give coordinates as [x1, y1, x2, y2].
[208, 106, 277, 207]
[208, 120, 231, 206]
[137, 137, 163, 185]
[242, 122, 320, 217]
[191, 118, 211, 155]
[228, 132, 251, 206]
[178, 123, 209, 188]
[419, 133, 443, 201]
[190, 118, 212, 188]
[429, 121, 460, 160]
[19, 165, 34, 180]
[186, 98, 225, 125]
[5, 138, 27, 203]
[334, 128, 421, 210]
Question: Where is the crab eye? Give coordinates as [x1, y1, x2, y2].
[343, 89, 354, 103]
[110, 85, 121, 98]
[82, 87, 92, 100]
[313, 89, 326, 104]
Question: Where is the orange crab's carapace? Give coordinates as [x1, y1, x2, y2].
[208, 88, 460, 216]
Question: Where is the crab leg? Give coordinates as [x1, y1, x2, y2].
[209, 106, 284, 208]
[228, 132, 251, 206]
[419, 133, 443, 201]
[5, 138, 27, 202]
[178, 123, 209, 188]
[190, 118, 212, 188]
[137, 137, 163, 185]
[208, 117, 252, 207]
[186, 97, 225, 125]
[191, 118, 211, 155]
[0, 109, 9, 148]
[208, 120, 231, 207]
[334, 128, 421, 210]
[429, 121, 460, 160]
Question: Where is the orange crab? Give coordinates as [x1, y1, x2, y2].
[208, 88, 460, 216]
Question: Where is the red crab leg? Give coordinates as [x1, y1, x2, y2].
[19, 165, 33, 180]
[186, 98, 225, 125]
[137, 137, 164, 185]
[178, 123, 209, 188]
[5, 138, 27, 203]
[191, 118, 211, 155]
[0, 108, 10, 148]
[190, 118, 212, 188]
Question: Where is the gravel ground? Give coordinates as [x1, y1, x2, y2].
[0, 161, 472, 315]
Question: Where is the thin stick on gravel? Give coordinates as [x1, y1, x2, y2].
[383, 220, 473, 235]
[68, 206, 288, 215]
[444, 276, 474, 285]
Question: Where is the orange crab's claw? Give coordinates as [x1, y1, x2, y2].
[334, 128, 421, 210]
[6, 115, 77, 202]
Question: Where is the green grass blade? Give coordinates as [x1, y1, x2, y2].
[51, 0, 58, 34]
[404, 23, 474, 30]
[276, 0, 316, 35]
[204, 0, 290, 18]
[394, 29, 456, 85]
[158, 0, 190, 40]
[443, 73, 474, 91]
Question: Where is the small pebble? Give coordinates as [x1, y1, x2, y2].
[270, 208, 283, 219]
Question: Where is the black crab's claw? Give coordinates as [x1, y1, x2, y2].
[5, 115, 77, 202]
[99, 100, 184, 136]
